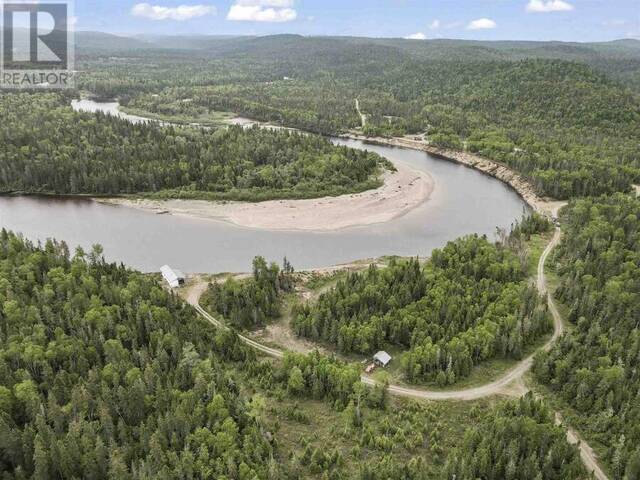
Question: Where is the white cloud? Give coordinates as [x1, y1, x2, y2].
[236, 0, 294, 6]
[131, 3, 216, 21]
[405, 32, 427, 40]
[526, 0, 574, 13]
[429, 19, 440, 30]
[227, 0, 297, 22]
[466, 18, 496, 30]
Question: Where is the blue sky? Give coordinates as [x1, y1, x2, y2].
[74, 0, 640, 42]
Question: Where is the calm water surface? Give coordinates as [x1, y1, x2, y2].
[0, 101, 528, 273]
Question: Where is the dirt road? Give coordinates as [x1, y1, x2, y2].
[186, 229, 562, 399]
[185, 225, 608, 479]
[355, 98, 367, 128]
[192, 300, 284, 358]
[556, 413, 610, 480]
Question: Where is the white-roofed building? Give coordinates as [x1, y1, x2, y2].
[373, 351, 392, 367]
[161, 265, 185, 288]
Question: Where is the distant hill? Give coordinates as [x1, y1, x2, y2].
[75, 31, 155, 54]
[73, 33, 640, 88]
[74, 32, 640, 61]
[134, 34, 249, 51]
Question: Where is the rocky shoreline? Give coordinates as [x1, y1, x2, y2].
[343, 134, 562, 217]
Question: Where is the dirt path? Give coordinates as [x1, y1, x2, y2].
[355, 98, 367, 128]
[183, 281, 284, 358]
[186, 230, 562, 399]
[556, 413, 610, 480]
[184, 225, 608, 479]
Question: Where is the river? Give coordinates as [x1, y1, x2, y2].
[0, 100, 528, 273]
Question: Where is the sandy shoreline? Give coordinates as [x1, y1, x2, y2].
[78, 98, 565, 229]
[98, 162, 434, 232]
[77, 99, 559, 226]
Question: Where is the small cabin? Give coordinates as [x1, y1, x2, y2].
[373, 351, 392, 368]
[161, 265, 185, 288]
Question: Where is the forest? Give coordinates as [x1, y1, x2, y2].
[293, 229, 552, 385]
[0, 92, 389, 201]
[201, 257, 295, 329]
[534, 193, 640, 480]
[0, 229, 276, 478]
[3, 31, 640, 478]
[0, 229, 589, 479]
[443, 393, 585, 479]
[75, 35, 640, 199]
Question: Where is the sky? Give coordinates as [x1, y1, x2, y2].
[72, 0, 640, 42]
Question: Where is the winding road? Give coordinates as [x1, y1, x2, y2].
[185, 225, 610, 479]
[76, 95, 608, 478]
[361, 226, 564, 401]
[187, 227, 562, 400]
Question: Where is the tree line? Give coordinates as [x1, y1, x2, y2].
[201, 257, 295, 329]
[0, 93, 390, 201]
[293, 229, 552, 385]
[534, 193, 640, 479]
[77, 39, 640, 199]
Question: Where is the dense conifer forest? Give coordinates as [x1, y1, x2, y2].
[0, 93, 388, 201]
[443, 393, 585, 479]
[0, 230, 275, 478]
[76, 35, 640, 199]
[534, 194, 640, 479]
[0, 229, 590, 479]
[292, 232, 552, 386]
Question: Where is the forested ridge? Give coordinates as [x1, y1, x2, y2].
[534, 194, 640, 479]
[3, 36, 637, 200]
[77, 35, 640, 199]
[293, 223, 553, 386]
[0, 93, 389, 201]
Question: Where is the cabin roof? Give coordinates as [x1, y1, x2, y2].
[374, 351, 392, 366]
[161, 265, 184, 287]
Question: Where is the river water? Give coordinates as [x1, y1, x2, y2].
[0, 100, 528, 273]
